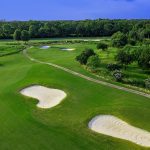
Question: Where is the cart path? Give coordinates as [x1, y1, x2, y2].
[23, 48, 150, 99]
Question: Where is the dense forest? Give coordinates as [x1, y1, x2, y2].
[0, 19, 150, 39]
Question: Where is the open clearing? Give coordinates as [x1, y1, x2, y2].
[89, 115, 150, 147]
[0, 38, 150, 150]
[20, 85, 66, 109]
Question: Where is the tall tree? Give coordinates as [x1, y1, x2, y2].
[138, 46, 150, 69]
[2, 24, 13, 38]
[13, 29, 21, 41]
[87, 55, 101, 69]
[21, 30, 30, 42]
[76, 49, 96, 65]
[112, 31, 128, 47]
[29, 25, 38, 38]
[115, 46, 133, 68]
[38, 27, 49, 38]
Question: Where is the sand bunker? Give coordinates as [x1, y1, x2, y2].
[40, 46, 50, 49]
[89, 115, 150, 147]
[61, 48, 75, 51]
[20, 85, 66, 109]
[92, 39, 101, 42]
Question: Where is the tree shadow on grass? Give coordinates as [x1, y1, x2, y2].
[0, 64, 4, 67]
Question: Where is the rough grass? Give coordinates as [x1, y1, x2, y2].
[0, 45, 25, 57]
[28, 42, 150, 89]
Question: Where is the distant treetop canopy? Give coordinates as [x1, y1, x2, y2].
[0, 19, 150, 39]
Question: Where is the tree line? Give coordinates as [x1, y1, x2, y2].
[76, 41, 150, 88]
[0, 19, 150, 39]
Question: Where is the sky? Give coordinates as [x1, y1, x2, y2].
[0, 0, 150, 20]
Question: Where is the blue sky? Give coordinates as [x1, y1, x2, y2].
[0, 0, 150, 20]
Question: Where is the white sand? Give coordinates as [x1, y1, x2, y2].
[40, 46, 50, 49]
[91, 39, 101, 42]
[89, 115, 150, 147]
[61, 48, 75, 51]
[20, 85, 66, 109]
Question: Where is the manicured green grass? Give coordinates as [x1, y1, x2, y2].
[0, 45, 25, 57]
[28, 42, 150, 89]
[0, 39, 150, 150]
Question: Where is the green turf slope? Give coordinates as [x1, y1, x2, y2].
[0, 50, 150, 150]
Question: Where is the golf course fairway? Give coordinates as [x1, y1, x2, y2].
[0, 41, 150, 150]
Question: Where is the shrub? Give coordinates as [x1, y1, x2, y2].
[138, 46, 150, 69]
[143, 39, 150, 46]
[145, 78, 150, 89]
[128, 39, 136, 46]
[76, 49, 95, 65]
[131, 47, 142, 61]
[112, 31, 128, 47]
[112, 70, 123, 82]
[107, 63, 121, 71]
[115, 46, 134, 68]
[97, 42, 108, 51]
[124, 78, 145, 88]
[87, 55, 101, 69]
